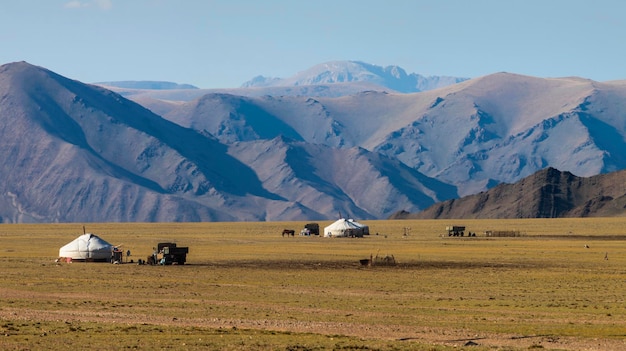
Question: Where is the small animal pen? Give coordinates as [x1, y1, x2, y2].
[360, 253, 396, 267]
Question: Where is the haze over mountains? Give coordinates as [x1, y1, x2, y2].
[96, 81, 199, 90]
[100, 60, 468, 101]
[1, 60, 625, 222]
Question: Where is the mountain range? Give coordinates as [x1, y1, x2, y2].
[1, 60, 625, 222]
[0, 61, 455, 222]
[145, 71, 626, 197]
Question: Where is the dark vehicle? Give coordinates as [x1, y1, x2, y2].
[149, 242, 189, 265]
[304, 223, 320, 236]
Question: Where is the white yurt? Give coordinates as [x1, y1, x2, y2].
[323, 218, 364, 238]
[58, 233, 114, 262]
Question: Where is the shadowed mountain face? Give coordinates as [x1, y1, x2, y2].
[0, 62, 453, 222]
[0, 61, 286, 222]
[226, 137, 458, 220]
[393, 167, 626, 219]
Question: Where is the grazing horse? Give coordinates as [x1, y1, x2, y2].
[282, 229, 295, 237]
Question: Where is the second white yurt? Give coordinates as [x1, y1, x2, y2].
[58, 233, 114, 262]
[323, 218, 363, 238]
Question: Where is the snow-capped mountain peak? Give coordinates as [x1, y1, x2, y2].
[241, 60, 468, 93]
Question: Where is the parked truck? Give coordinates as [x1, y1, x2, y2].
[304, 223, 320, 235]
[149, 242, 189, 265]
[446, 226, 466, 236]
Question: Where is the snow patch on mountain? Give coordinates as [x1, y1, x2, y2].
[241, 60, 468, 93]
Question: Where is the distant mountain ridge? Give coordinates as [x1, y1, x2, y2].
[96, 81, 198, 90]
[392, 167, 626, 219]
[241, 60, 468, 93]
[101, 61, 468, 102]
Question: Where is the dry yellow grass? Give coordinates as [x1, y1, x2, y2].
[1, 218, 626, 350]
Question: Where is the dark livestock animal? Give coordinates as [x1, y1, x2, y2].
[282, 229, 295, 237]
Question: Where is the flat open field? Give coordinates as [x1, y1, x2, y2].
[1, 218, 626, 350]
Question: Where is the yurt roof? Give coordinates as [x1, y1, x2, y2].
[59, 233, 114, 260]
[348, 219, 368, 228]
[325, 218, 361, 230]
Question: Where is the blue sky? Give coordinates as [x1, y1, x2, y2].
[2, 0, 625, 88]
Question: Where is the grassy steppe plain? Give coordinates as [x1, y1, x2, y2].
[1, 218, 625, 350]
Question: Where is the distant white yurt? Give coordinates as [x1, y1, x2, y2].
[58, 233, 114, 261]
[348, 219, 370, 235]
[323, 218, 364, 238]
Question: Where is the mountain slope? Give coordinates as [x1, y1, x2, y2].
[369, 73, 621, 194]
[394, 167, 626, 219]
[0, 61, 282, 222]
[227, 137, 458, 220]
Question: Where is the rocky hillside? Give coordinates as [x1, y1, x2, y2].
[393, 167, 626, 219]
